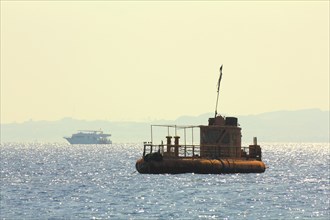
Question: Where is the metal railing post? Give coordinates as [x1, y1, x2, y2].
[151, 125, 153, 144]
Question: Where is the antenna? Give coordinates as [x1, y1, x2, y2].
[214, 65, 223, 118]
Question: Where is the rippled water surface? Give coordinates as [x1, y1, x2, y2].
[1, 143, 329, 219]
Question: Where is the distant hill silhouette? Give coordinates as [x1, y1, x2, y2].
[1, 109, 328, 143]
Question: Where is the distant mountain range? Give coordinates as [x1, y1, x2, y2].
[1, 109, 329, 143]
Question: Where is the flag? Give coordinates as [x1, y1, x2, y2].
[217, 65, 223, 92]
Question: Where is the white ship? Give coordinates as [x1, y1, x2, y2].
[64, 130, 112, 144]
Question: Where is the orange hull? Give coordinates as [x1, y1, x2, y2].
[136, 158, 266, 174]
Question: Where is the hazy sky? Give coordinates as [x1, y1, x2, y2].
[1, 1, 329, 123]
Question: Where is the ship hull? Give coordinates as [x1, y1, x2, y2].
[136, 158, 266, 174]
[64, 137, 111, 145]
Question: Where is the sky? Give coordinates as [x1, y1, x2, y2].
[1, 1, 329, 124]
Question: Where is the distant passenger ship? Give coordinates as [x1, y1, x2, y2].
[64, 130, 112, 144]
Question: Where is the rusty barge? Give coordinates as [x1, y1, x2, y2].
[135, 65, 266, 174]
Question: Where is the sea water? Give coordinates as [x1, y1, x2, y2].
[0, 143, 329, 219]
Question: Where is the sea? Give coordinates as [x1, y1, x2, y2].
[0, 143, 329, 219]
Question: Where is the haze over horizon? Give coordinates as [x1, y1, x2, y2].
[1, 1, 329, 124]
[1, 107, 328, 125]
[1, 108, 328, 143]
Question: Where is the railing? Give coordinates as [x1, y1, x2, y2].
[143, 142, 252, 159]
[143, 124, 262, 160]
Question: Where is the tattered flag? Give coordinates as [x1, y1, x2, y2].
[217, 65, 223, 92]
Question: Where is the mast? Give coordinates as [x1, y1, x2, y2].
[214, 65, 223, 118]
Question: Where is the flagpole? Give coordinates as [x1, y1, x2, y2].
[214, 65, 223, 118]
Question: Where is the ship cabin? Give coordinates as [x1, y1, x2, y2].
[142, 115, 262, 161]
